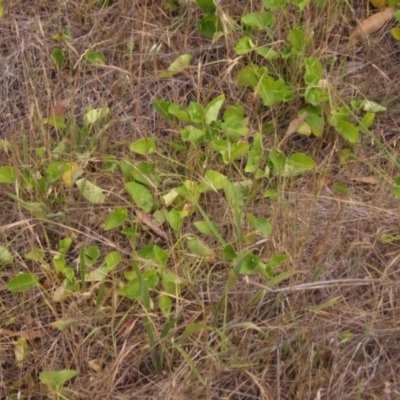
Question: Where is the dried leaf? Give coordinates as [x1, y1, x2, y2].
[351, 7, 395, 41]
[50, 98, 70, 117]
[135, 210, 170, 241]
[285, 112, 308, 137]
[350, 176, 379, 185]
[1, 328, 46, 341]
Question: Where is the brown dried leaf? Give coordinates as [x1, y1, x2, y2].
[285, 112, 308, 137]
[351, 7, 395, 41]
[350, 176, 380, 185]
[50, 98, 70, 117]
[135, 210, 170, 241]
[1, 328, 46, 340]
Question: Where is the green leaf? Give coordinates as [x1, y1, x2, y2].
[162, 272, 185, 296]
[50, 48, 65, 70]
[221, 119, 249, 141]
[25, 248, 45, 261]
[105, 251, 120, 271]
[245, 131, 263, 173]
[39, 370, 78, 391]
[263, 0, 287, 9]
[104, 207, 128, 231]
[187, 102, 205, 124]
[395, 9, 400, 23]
[187, 236, 214, 257]
[196, 0, 216, 13]
[223, 244, 237, 261]
[287, 28, 309, 53]
[0, 245, 13, 265]
[52, 31, 71, 42]
[239, 253, 260, 274]
[85, 246, 100, 266]
[46, 162, 71, 183]
[75, 178, 105, 204]
[269, 148, 287, 174]
[138, 245, 169, 266]
[255, 217, 272, 236]
[180, 125, 206, 142]
[257, 76, 292, 106]
[129, 138, 156, 155]
[350, 99, 386, 113]
[84, 266, 108, 282]
[168, 104, 190, 122]
[46, 116, 66, 129]
[255, 46, 280, 60]
[234, 36, 257, 55]
[118, 278, 140, 298]
[236, 65, 267, 88]
[153, 98, 175, 121]
[336, 120, 359, 144]
[198, 14, 222, 38]
[159, 294, 172, 317]
[360, 112, 375, 129]
[6, 273, 39, 292]
[223, 179, 244, 216]
[194, 220, 218, 236]
[84, 106, 110, 125]
[205, 94, 225, 124]
[0, 166, 17, 183]
[287, 153, 315, 170]
[125, 182, 153, 212]
[204, 170, 227, 190]
[85, 50, 106, 65]
[304, 56, 322, 85]
[241, 11, 275, 30]
[167, 209, 181, 232]
[58, 238, 72, 253]
[159, 54, 192, 78]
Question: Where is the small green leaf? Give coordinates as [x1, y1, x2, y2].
[85, 246, 100, 266]
[50, 48, 65, 70]
[391, 27, 400, 40]
[125, 182, 153, 212]
[25, 248, 45, 261]
[39, 370, 78, 390]
[264, 188, 278, 199]
[75, 178, 105, 204]
[245, 131, 263, 173]
[204, 170, 227, 190]
[153, 98, 175, 121]
[46, 162, 71, 183]
[333, 182, 349, 195]
[159, 294, 172, 317]
[167, 209, 182, 232]
[187, 102, 205, 124]
[360, 112, 375, 129]
[52, 31, 71, 42]
[205, 94, 225, 124]
[223, 244, 237, 261]
[162, 272, 185, 296]
[194, 220, 218, 236]
[197, 14, 222, 38]
[287, 153, 315, 170]
[58, 238, 72, 253]
[159, 54, 192, 78]
[105, 251, 120, 271]
[129, 138, 156, 155]
[84, 107, 110, 125]
[104, 207, 128, 231]
[187, 236, 214, 257]
[53, 254, 67, 274]
[6, 273, 39, 292]
[0, 245, 13, 265]
[241, 11, 275, 30]
[255, 217, 272, 236]
[336, 120, 359, 144]
[257, 76, 292, 106]
[138, 245, 169, 267]
[0, 166, 17, 184]
[239, 253, 260, 274]
[85, 50, 106, 65]
[234, 36, 257, 55]
[196, 0, 216, 13]
[263, 0, 287, 9]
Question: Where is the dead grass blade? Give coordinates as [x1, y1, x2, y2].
[351, 7, 395, 41]
[285, 112, 308, 137]
[1, 328, 47, 341]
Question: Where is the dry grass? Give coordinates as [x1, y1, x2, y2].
[1, 0, 400, 399]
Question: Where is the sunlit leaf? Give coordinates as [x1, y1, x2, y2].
[6, 273, 39, 292]
[75, 178, 105, 204]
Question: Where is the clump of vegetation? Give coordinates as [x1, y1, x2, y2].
[1, 0, 400, 398]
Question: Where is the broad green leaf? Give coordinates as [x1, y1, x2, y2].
[132, 162, 161, 187]
[118, 278, 140, 298]
[167, 209, 181, 232]
[221, 119, 249, 141]
[198, 14, 222, 38]
[304, 56, 322, 85]
[0, 245, 13, 265]
[269, 148, 287, 174]
[255, 46, 280, 60]
[125, 182, 153, 212]
[84, 266, 108, 282]
[350, 99, 386, 113]
[241, 11, 275, 30]
[85, 50, 106, 65]
[50, 48, 65, 70]
[205, 94, 225, 124]
[239, 253, 260, 274]
[25, 248, 45, 261]
[159, 294, 172, 317]
[187, 236, 214, 257]
[287, 28, 309, 53]
[180, 125, 206, 142]
[84, 107, 110, 125]
[395, 9, 400, 22]
[221, 141, 249, 164]
[204, 170, 227, 190]
[159, 54, 192, 78]
[223, 244, 236, 261]
[129, 138, 156, 155]
[360, 112, 375, 129]
[53, 254, 67, 274]
[293, 0, 310, 10]
[58, 238, 72, 253]
[236, 65, 267, 88]
[6, 273, 39, 292]
[264, 188, 278, 199]
[234, 36, 257, 55]
[85, 246, 100, 266]
[255, 217, 272, 236]
[162, 272, 185, 296]
[75, 178, 105, 204]
[245, 131, 263, 173]
[336, 120, 359, 144]
[168, 104, 190, 122]
[106, 251, 120, 271]
[194, 220, 219, 236]
[257, 76, 292, 106]
[138, 244, 169, 266]
[287, 153, 315, 170]
[223, 104, 245, 121]
[0, 166, 17, 184]
[223, 179, 244, 216]
[263, 0, 287, 9]
[153, 98, 175, 121]
[196, 0, 216, 13]
[46, 162, 71, 183]
[104, 207, 128, 231]
[39, 370, 78, 390]
[187, 102, 205, 124]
